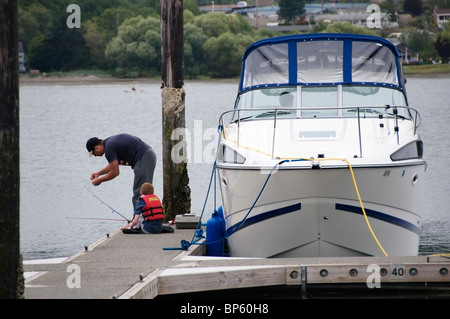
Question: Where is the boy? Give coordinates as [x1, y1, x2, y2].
[121, 183, 165, 234]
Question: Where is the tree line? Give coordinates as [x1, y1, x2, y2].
[19, 0, 450, 78]
[19, 0, 283, 78]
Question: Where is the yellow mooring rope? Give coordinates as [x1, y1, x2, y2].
[340, 158, 389, 256]
[287, 157, 388, 257]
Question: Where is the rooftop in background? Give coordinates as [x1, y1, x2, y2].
[433, 8, 450, 29]
[199, 3, 372, 15]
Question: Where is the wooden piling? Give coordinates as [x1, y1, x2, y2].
[160, 0, 191, 221]
[0, 0, 23, 299]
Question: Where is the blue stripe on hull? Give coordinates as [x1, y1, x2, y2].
[225, 202, 420, 237]
[227, 203, 301, 235]
[335, 203, 421, 235]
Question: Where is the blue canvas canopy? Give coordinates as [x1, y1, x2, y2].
[239, 33, 404, 93]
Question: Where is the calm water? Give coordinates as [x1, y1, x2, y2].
[19, 77, 450, 260]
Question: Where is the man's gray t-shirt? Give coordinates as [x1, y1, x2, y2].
[103, 134, 150, 168]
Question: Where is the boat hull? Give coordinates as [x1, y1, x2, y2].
[216, 162, 426, 257]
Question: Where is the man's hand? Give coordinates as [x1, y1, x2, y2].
[92, 177, 102, 186]
[89, 160, 119, 186]
[90, 173, 101, 186]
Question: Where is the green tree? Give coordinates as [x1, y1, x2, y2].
[194, 12, 229, 37]
[75, 0, 128, 20]
[191, 11, 255, 40]
[379, 0, 402, 21]
[184, 8, 196, 24]
[254, 28, 284, 40]
[19, 0, 161, 73]
[83, 7, 134, 68]
[427, 0, 450, 9]
[403, 0, 424, 17]
[435, 34, 450, 62]
[27, 15, 92, 71]
[186, 11, 255, 78]
[19, 0, 65, 15]
[129, 0, 161, 16]
[27, 34, 52, 71]
[183, 0, 201, 15]
[403, 30, 438, 63]
[435, 26, 450, 62]
[278, 0, 305, 25]
[184, 23, 208, 77]
[320, 22, 378, 36]
[203, 32, 254, 78]
[105, 15, 160, 77]
[228, 13, 254, 36]
[83, 19, 109, 68]
[18, 4, 52, 44]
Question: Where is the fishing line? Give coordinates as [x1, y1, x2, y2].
[84, 185, 130, 222]
[67, 217, 125, 222]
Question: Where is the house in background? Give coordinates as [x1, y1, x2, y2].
[312, 3, 398, 29]
[387, 37, 420, 65]
[314, 11, 393, 29]
[19, 41, 26, 73]
[201, 2, 401, 31]
[433, 8, 450, 29]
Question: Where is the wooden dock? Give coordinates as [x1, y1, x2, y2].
[24, 226, 450, 299]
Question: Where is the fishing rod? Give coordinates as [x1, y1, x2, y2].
[84, 185, 130, 222]
[67, 217, 125, 222]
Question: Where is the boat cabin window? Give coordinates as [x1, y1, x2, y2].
[233, 87, 297, 121]
[233, 85, 409, 121]
[352, 42, 398, 85]
[342, 86, 408, 117]
[243, 43, 289, 88]
[301, 87, 338, 117]
[297, 41, 344, 84]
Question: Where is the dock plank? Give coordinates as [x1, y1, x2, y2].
[158, 266, 287, 295]
[24, 227, 450, 299]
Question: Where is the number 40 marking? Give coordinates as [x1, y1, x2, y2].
[390, 264, 406, 280]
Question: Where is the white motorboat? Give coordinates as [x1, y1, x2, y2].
[215, 33, 426, 257]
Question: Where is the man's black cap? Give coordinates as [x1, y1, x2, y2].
[86, 137, 101, 157]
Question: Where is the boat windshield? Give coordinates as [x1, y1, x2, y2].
[234, 35, 410, 122]
[242, 37, 400, 89]
[233, 85, 409, 121]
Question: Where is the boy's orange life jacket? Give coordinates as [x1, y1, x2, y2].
[141, 194, 164, 221]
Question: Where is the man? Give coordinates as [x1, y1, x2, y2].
[86, 133, 157, 209]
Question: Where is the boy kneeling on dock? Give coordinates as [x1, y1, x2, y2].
[121, 183, 173, 234]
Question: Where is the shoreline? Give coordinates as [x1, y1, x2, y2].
[403, 71, 450, 78]
[19, 71, 450, 86]
[19, 74, 162, 86]
[19, 74, 240, 86]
